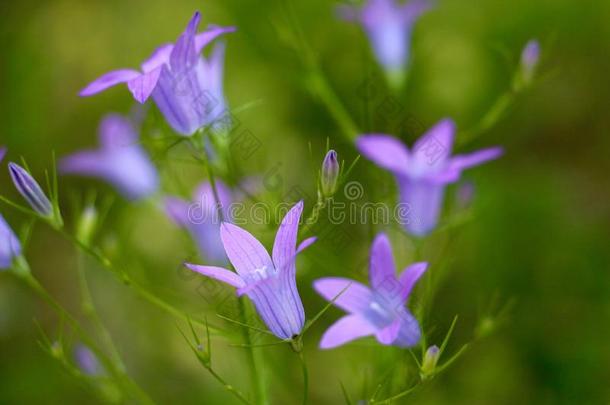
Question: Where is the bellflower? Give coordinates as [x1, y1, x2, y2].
[339, 0, 432, 84]
[165, 181, 234, 264]
[0, 213, 21, 269]
[184, 201, 316, 340]
[60, 114, 159, 200]
[357, 119, 503, 236]
[8, 162, 53, 217]
[80, 11, 234, 136]
[314, 233, 427, 349]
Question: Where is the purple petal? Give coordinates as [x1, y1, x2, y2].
[391, 309, 422, 347]
[272, 201, 303, 273]
[397, 177, 445, 236]
[398, 262, 428, 301]
[170, 11, 201, 71]
[195, 26, 236, 54]
[296, 236, 317, 254]
[449, 147, 503, 172]
[0, 147, 6, 163]
[79, 69, 141, 97]
[356, 134, 410, 175]
[410, 118, 455, 175]
[184, 263, 245, 288]
[141, 43, 173, 73]
[8, 162, 53, 216]
[164, 197, 190, 227]
[375, 318, 401, 344]
[319, 314, 377, 349]
[127, 67, 162, 103]
[98, 114, 138, 148]
[193, 180, 233, 222]
[402, 0, 433, 22]
[313, 277, 373, 314]
[0, 213, 21, 269]
[219, 222, 273, 277]
[369, 233, 398, 293]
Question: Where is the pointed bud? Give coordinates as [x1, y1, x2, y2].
[76, 206, 98, 246]
[520, 39, 540, 85]
[8, 162, 53, 217]
[320, 150, 340, 198]
[420, 345, 440, 379]
[0, 213, 21, 270]
[194, 343, 211, 368]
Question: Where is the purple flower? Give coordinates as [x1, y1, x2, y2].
[357, 119, 503, 236]
[8, 162, 53, 217]
[339, 0, 431, 82]
[165, 181, 234, 264]
[314, 233, 427, 349]
[74, 344, 102, 376]
[184, 201, 316, 340]
[80, 12, 234, 136]
[520, 39, 540, 84]
[0, 147, 6, 162]
[60, 114, 159, 200]
[0, 213, 21, 269]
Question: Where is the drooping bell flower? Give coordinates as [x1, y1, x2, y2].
[60, 113, 159, 200]
[338, 0, 432, 86]
[8, 162, 53, 217]
[80, 11, 234, 136]
[184, 201, 316, 340]
[314, 233, 427, 349]
[165, 181, 234, 264]
[0, 213, 21, 270]
[357, 119, 503, 236]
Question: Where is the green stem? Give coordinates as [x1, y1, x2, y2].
[206, 366, 252, 405]
[298, 351, 309, 405]
[238, 298, 269, 405]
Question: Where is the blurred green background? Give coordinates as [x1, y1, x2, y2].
[1, 0, 610, 404]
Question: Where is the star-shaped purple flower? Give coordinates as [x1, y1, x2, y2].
[80, 11, 234, 136]
[184, 201, 316, 340]
[314, 233, 427, 349]
[339, 0, 432, 84]
[357, 119, 503, 236]
[165, 181, 234, 264]
[60, 113, 159, 201]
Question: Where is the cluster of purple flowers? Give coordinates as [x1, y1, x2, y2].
[1, 4, 540, 351]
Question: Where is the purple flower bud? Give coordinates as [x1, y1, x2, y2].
[321, 150, 340, 197]
[0, 213, 21, 269]
[420, 344, 440, 378]
[74, 344, 101, 376]
[520, 39, 540, 84]
[8, 162, 53, 216]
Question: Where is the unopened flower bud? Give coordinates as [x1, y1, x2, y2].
[520, 39, 540, 85]
[76, 206, 98, 246]
[8, 162, 53, 217]
[420, 345, 440, 379]
[320, 150, 340, 198]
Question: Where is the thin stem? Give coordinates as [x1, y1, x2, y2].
[206, 366, 252, 405]
[298, 351, 309, 405]
[238, 298, 269, 405]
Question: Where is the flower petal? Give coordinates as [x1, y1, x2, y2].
[356, 134, 409, 175]
[449, 147, 503, 172]
[369, 233, 399, 294]
[141, 43, 173, 73]
[0, 213, 21, 269]
[272, 200, 303, 273]
[319, 314, 377, 349]
[79, 69, 141, 97]
[391, 309, 422, 347]
[127, 67, 162, 103]
[410, 118, 455, 174]
[170, 11, 201, 71]
[313, 277, 373, 314]
[375, 318, 401, 344]
[195, 26, 236, 54]
[397, 177, 445, 236]
[219, 222, 273, 277]
[164, 197, 190, 227]
[296, 236, 317, 254]
[0, 147, 6, 163]
[398, 262, 428, 301]
[98, 114, 138, 148]
[184, 263, 245, 288]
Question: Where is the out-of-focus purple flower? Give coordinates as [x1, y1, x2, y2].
[80, 11, 234, 136]
[74, 344, 102, 376]
[321, 150, 340, 197]
[60, 114, 159, 200]
[165, 181, 234, 264]
[0, 147, 6, 162]
[357, 119, 503, 236]
[8, 163, 53, 217]
[520, 39, 540, 84]
[314, 233, 426, 349]
[339, 0, 431, 83]
[184, 201, 316, 340]
[0, 213, 21, 269]
[456, 180, 475, 210]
